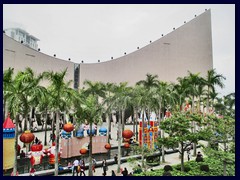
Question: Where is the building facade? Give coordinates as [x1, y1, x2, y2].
[4, 28, 39, 50]
[3, 10, 213, 89]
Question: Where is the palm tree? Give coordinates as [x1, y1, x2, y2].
[18, 68, 46, 131]
[3, 67, 21, 176]
[137, 74, 160, 124]
[3, 68, 44, 175]
[104, 82, 116, 143]
[154, 81, 171, 163]
[136, 73, 159, 89]
[195, 78, 207, 113]
[134, 85, 152, 168]
[105, 82, 131, 173]
[43, 69, 75, 176]
[185, 71, 201, 156]
[37, 89, 52, 146]
[203, 69, 226, 114]
[76, 94, 103, 176]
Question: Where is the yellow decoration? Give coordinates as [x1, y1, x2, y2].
[3, 138, 15, 170]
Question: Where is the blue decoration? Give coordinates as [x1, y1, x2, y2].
[87, 128, 96, 135]
[61, 130, 72, 139]
[3, 128, 15, 139]
[99, 127, 107, 136]
[76, 127, 84, 138]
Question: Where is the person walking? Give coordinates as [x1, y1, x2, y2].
[122, 167, 128, 176]
[72, 158, 79, 176]
[79, 159, 86, 176]
[114, 154, 118, 164]
[92, 158, 97, 173]
[187, 148, 191, 161]
[102, 159, 108, 176]
[111, 170, 116, 176]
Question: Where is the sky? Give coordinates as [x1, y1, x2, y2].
[3, 4, 235, 96]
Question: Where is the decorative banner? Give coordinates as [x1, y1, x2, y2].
[139, 120, 158, 149]
[60, 136, 108, 158]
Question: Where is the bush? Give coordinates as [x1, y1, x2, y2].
[164, 165, 173, 172]
[200, 165, 209, 172]
[184, 166, 191, 172]
[196, 156, 204, 162]
[162, 171, 172, 176]
[174, 164, 191, 172]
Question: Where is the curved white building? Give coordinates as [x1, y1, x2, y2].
[3, 9, 213, 89]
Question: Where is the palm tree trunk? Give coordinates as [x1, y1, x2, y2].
[192, 96, 197, 157]
[24, 113, 28, 131]
[122, 111, 125, 133]
[133, 111, 136, 137]
[88, 123, 93, 176]
[29, 109, 33, 131]
[161, 130, 165, 163]
[44, 108, 48, 146]
[13, 114, 19, 176]
[117, 109, 122, 173]
[54, 111, 60, 176]
[107, 114, 111, 143]
[206, 86, 210, 114]
[135, 109, 139, 141]
[52, 112, 55, 140]
[223, 160, 227, 176]
[141, 110, 145, 168]
[180, 143, 184, 172]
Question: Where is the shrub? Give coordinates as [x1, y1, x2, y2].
[164, 165, 173, 172]
[200, 165, 209, 172]
[162, 171, 172, 176]
[196, 156, 204, 162]
[184, 165, 191, 172]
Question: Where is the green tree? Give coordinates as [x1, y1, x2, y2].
[105, 82, 132, 173]
[157, 111, 210, 171]
[43, 69, 75, 176]
[202, 69, 226, 114]
[76, 94, 104, 176]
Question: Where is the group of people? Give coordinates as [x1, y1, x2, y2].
[72, 158, 86, 176]
[186, 148, 204, 162]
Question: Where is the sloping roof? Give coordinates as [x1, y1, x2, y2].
[3, 114, 15, 129]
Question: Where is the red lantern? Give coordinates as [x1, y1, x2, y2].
[79, 148, 87, 155]
[20, 130, 35, 144]
[31, 144, 43, 151]
[122, 129, 133, 139]
[124, 138, 130, 143]
[63, 122, 74, 132]
[124, 143, 130, 149]
[105, 143, 111, 150]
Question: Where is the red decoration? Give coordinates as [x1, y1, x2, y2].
[122, 129, 133, 139]
[124, 143, 130, 149]
[63, 122, 74, 132]
[3, 113, 15, 129]
[104, 143, 111, 150]
[20, 130, 35, 144]
[79, 148, 87, 154]
[124, 138, 130, 142]
[17, 144, 21, 155]
[31, 144, 43, 151]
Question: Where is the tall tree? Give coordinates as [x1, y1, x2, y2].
[105, 82, 131, 173]
[203, 69, 226, 114]
[3, 67, 45, 175]
[157, 111, 210, 171]
[43, 69, 75, 176]
[76, 94, 103, 176]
